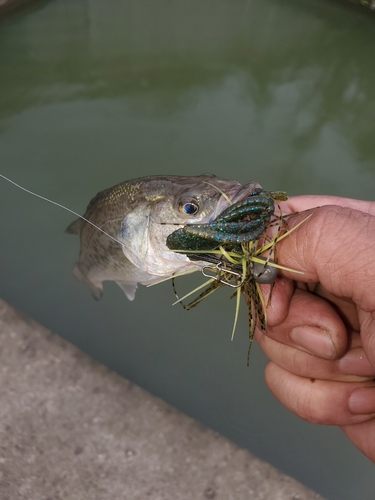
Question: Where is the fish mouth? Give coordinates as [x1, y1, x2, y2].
[206, 180, 261, 222]
[230, 181, 262, 204]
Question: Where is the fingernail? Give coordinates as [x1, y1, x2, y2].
[338, 348, 374, 376]
[349, 387, 375, 414]
[289, 326, 336, 359]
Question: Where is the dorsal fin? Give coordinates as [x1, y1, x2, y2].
[65, 218, 82, 235]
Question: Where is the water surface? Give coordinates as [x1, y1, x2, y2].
[1, 1, 375, 498]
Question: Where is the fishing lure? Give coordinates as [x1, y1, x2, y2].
[166, 189, 306, 364]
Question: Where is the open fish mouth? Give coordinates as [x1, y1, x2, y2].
[199, 180, 262, 223]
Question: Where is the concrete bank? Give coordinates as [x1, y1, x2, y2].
[0, 299, 323, 500]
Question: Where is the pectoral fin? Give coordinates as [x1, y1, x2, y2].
[116, 281, 137, 301]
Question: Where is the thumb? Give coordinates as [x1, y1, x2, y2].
[277, 206, 375, 366]
[277, 204, 375, 314]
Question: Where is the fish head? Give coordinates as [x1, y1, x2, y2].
[119, 174, 260, 278]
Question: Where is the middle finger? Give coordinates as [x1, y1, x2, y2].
[256, 329, 375, 381]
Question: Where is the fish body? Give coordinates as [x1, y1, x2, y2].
[67, 174, 260, 300]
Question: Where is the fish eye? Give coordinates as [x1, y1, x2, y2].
[178, 198, 199, 216]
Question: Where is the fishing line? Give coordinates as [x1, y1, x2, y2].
[203, 181, 233, 205]
[0, 174, 124, 247]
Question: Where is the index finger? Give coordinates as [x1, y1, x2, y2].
[284, 195, 375, 216]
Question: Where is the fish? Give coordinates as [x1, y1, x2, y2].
[0, 172, 303, 364]
[66, 174, 262, 301]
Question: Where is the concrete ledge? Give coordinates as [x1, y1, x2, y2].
[0, 299, 323, 500]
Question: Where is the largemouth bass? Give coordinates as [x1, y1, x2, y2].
[66, 174, 261, 301]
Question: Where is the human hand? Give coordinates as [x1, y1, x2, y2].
[256, 195, 375, 461]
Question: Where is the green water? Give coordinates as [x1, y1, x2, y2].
[1, 1, 375, 498]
